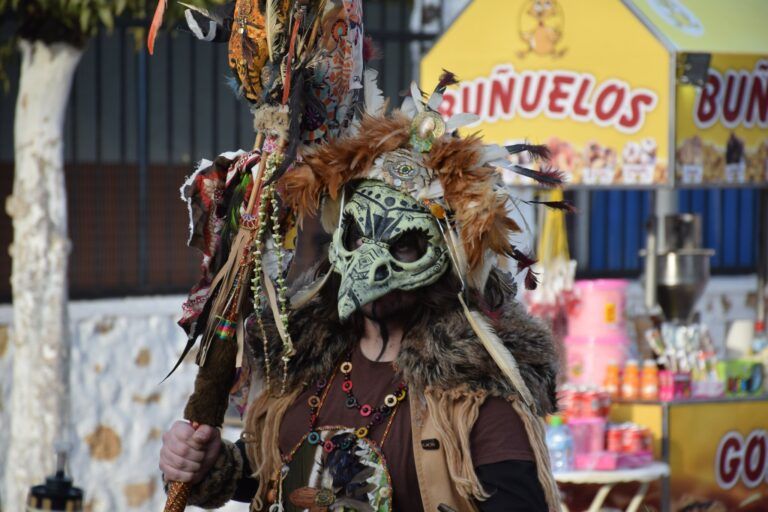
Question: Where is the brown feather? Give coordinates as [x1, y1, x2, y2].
[279, 113, 411, 214]
[281, 113, 529, 277]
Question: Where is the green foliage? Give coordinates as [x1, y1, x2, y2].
[0, 0, 228, 42]
[0, 0, 228, 90]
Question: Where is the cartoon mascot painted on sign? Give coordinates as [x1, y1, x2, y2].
[517, 0, 567, 59]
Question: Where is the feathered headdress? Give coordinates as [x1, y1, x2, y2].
[281, 71, 569, 292]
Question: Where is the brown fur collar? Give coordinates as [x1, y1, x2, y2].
[245, 288, 558, 416]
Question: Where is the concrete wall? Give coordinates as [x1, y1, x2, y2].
[0, 275, 762, 510]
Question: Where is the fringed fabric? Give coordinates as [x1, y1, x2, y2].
[423, 387, 490, 501]
[242, 388, 303, 510]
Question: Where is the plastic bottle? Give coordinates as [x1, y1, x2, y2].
[546, 415, 574, 473]
[621, 359, 640, 400]
[640, 359, 659, 400]
[603, 361, 621, 399]
[752, 321, 767, 355]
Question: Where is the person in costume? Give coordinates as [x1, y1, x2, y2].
[160, 71, 565, 511]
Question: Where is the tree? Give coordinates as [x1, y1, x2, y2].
[0, 2, 223, 509]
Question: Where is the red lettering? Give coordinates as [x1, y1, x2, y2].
[717, 434, 742, 489]
[743, 432, 766, 487]
[439, 91, 457, 118]
[619, 93, 656, 130]
[723, 73, 748, 125]
[442, 65, 660, 133]
[697, 73, 721, 126]
[595, 84, 625, 122]
[520, 74, 547, 113]
[573, 76, 593, 118]
[746, 76, 768, 125]
[462, 82, 485, 116]
[548, 75, 575, 115]
[489, 74, 515, 119]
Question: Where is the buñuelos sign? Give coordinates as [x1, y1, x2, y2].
[422, 0, 768, 187]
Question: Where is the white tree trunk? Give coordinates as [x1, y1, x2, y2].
[4, 39, 82, 512]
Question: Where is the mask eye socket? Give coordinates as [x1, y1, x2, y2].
[342, 216, 364, 251]
[389, 229, 428, 263]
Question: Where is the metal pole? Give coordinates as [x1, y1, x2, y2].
[575, 189, 590, 269]
[644, 191, 658, 313]
[137, 37, 149, 291]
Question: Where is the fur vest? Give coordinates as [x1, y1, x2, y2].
[234, 290, 561, 511]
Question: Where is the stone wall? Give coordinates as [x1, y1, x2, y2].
[0, 296, 246, 511]
[0, 275, 762, 510]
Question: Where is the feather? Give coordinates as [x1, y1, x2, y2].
[302, 0, 328, 56]
[458, 294, 534, 407]
[446, 112, 480, 132]
[178, 2, 216, 22]
[511, 165, 564, 187]
[436, 69, 459, 92]
[363, 68, 386, 116]
[400, 96, 418, 117]
[481, 144, 511, 163]
[508, 196, 532, 233]
[524, 268, 539, 290]
[289, 268, 333, 310]
[527, 200, 577, 213]
[506, 143, 551, 160]
[427, 91, 443, 111]
[147, 0, 167, 55]
[410, 82, 425, 112]
[183, 8, 218, 42]
[511, 248, 537, 270]
[272, 68, 306, 181]
[363, 36, 382, 62]
[265, 0, 282, 62]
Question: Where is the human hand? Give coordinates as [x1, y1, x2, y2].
[159, 421, 222, 484]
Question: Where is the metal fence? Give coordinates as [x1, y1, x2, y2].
[0, 1, 445, 301]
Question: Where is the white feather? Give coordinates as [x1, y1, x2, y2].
[481, 144, 511, 164]
[458, 295, 535, 407]
[178, 2, 214, 21]
[427, 91, 443, 111]
[410, 82, 425, 113]
[363, 68, 386, 116]
[400, 96, 418, 117]
[446, 112, 480, 132]
[184, 9, 217, 41]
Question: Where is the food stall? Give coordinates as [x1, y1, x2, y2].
[421, 1, 768, 510]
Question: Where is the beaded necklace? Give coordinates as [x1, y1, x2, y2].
[305, 352, 408, 450]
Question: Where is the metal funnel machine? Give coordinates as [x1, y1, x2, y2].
[646, 214, 715, 323]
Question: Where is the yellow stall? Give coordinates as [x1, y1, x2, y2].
[421, 0, 768, 187]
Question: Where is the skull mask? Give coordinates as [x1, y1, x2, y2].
[329, 180, 450, 321]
